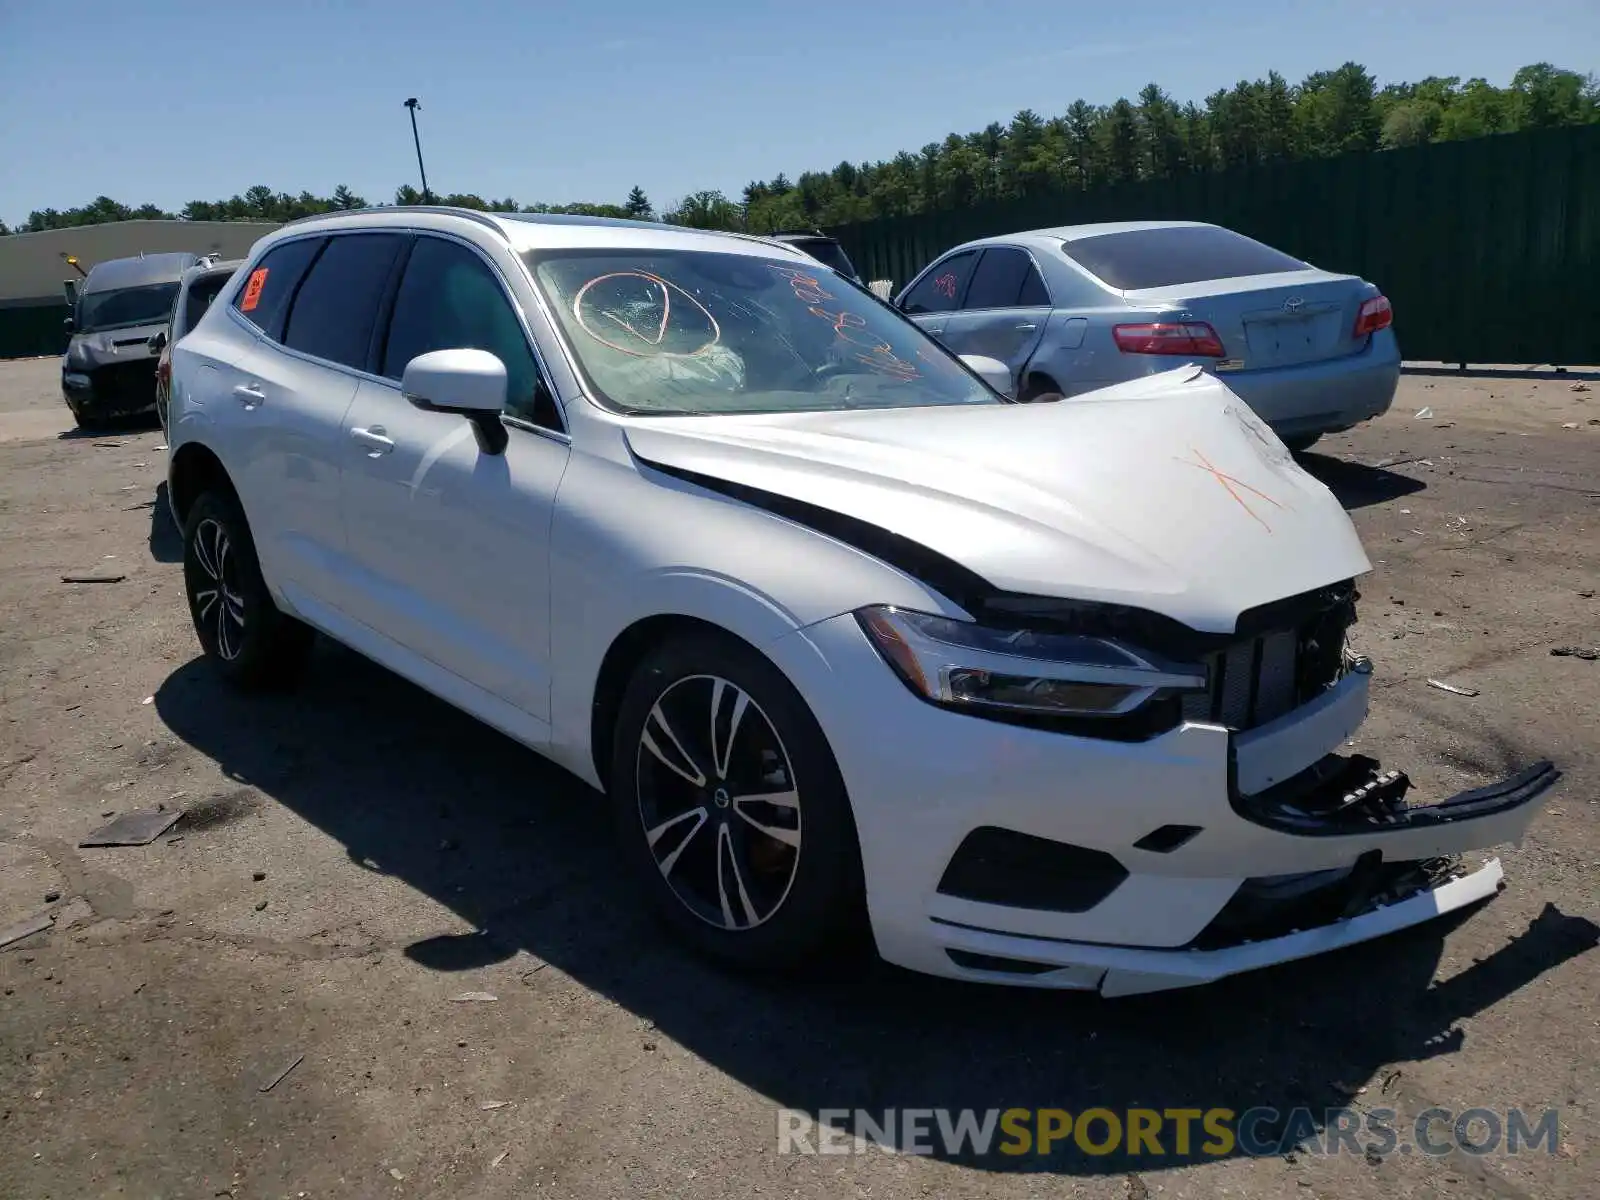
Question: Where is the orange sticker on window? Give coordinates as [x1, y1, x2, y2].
[239, 268, 268, 312]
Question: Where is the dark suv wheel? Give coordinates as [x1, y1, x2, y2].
[182, 489, 314, 689]
[609, 632, 865, 971]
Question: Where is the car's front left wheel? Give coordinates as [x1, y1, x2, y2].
[609, 632, 866, 972]
[182, 489, 314, 689]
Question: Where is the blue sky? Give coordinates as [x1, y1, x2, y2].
[2, 0, 1595, 225]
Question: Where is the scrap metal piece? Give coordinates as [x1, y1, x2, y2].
[61, 573, 126, 584]
[1426, 678, 1479, 697]
[80, 808, 181, 847]
[259, 1052, 305, 1093]
[0, 912, 54, 949]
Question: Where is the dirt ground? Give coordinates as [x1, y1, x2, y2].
[1, 357, 1596, 1200]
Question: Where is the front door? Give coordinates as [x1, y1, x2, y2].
[337, 234, 571, 722]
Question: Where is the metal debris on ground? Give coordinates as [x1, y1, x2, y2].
[1550, 646, 1599, 660]
[1572, 382, 1591, 392]
[1426, 679, 1480, 697]
[450, 991, 498, 1002]
[0, 912, 54, 949]
[79, 808, 181, 847]
[389, 1167, 405, 1181]
[480, 1100, 510, 1110]
[258, 1052, 305, 1093]
[1562, 422, 1580, 429]
[1415, 406, 1434, 418]
[490, 1151, 509, 1169]
[60, 573, 126, 584]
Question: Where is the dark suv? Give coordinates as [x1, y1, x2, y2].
[61, 251, 199, 428]
[764, 231, 860, 282]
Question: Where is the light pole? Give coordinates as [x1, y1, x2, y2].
[404, 98, 432, 204]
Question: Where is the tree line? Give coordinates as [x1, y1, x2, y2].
[5, 61, 1594, 238]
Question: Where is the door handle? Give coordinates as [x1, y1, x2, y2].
[1014, 322, 1037, 331]
[232, 383, 265, 407]
[349, 425, 395, 456]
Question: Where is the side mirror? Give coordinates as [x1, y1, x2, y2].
[959, 354, 1015, 398]
[402, 348, 510, 455]
[63, 316, 75, 334]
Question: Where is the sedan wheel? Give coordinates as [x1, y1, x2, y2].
[611, 633, 865, 971]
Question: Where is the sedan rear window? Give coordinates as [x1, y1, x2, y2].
[1062, 226, 1308, 291]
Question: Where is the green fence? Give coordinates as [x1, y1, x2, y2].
[826, 124, 1600, 367]
[0, 301, 71, 359]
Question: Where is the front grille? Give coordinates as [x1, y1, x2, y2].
[87, 361, 157, 409]
[1180, 600, 1354, 731]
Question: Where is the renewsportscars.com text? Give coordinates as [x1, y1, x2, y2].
[777, 1106, 1560, 1159]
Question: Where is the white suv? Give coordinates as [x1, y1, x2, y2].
[166, 207, 1556, 996]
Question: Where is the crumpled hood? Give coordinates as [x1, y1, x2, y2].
[65, 324, 166, 370]
[623, 367, 1372, 633]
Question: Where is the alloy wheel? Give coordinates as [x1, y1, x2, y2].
[635, 674, 802, 930]
[191, 517, 246, 661]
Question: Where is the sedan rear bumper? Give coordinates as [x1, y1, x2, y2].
[1216, 329, 1400, 440]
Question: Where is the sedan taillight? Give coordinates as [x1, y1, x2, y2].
[1353, 294, 1392, 337]
[1113, 322, 1225, 358]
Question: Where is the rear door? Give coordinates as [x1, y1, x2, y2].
[938, 247, 1051, 389]
[338, 233, 570, 721]
[224, 232, 406, 609]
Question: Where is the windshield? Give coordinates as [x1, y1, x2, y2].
[528, 249, 995, 416]
[75, 282, 181, 334]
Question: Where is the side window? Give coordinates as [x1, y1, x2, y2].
[281, 234, 405, 371]
[183, 273, 231, 334]
[1017, 262, 1051, 307]
[899, 251, 977, 315]
[232, 237, 325, 340]
[381, 237, 561, 430]
[963, 248, 1036, 310]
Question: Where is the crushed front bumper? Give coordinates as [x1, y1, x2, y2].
[931, 759, 1558, 996]
[775, 614, 1561, 996]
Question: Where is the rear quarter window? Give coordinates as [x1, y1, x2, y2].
[233, 237, 326, 340]
[1063, 226, 1308, 291]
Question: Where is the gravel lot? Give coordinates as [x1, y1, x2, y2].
[1, 356, 1596, 1200]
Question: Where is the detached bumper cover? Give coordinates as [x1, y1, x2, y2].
[929, 760, 1558, 995]
[937, 856, 1512, 996]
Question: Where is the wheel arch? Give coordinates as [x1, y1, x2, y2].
[588, 613, 772, 792]
[169, 441, 237, 528]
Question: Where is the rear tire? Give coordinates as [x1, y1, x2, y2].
[182, 489, 313, 689]
[608, 631, 866, 973]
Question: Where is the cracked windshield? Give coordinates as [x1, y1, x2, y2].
[531, 250, 996, 414]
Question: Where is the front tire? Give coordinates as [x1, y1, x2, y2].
[609, 632, 865, 972]
[182, 490, 313, 689]
[1282, 432, 1321, 453]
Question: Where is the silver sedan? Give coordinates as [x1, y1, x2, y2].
[895, 220, 1400, 451]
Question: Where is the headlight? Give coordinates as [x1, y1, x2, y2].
[856, 605, 1205, 718]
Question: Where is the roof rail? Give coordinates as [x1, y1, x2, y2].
[278, 205, 508, 232]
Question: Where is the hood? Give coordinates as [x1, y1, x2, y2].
[623, 367, 1371, 633]
[65, 324, 166, 369]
